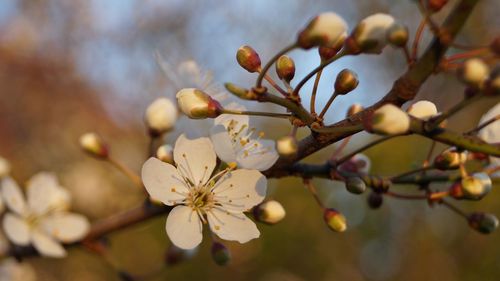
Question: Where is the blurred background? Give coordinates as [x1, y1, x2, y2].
[0, 0, 499, 280]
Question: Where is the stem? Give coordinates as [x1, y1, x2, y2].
[256, 43, 298, 88]
[318, 92, 339, 119]
[390, 165, 435, 181]
[386, 191, 428, 200]
[440, 200, 469, 219]
[311, 124, 364, 134]
[310, 69, 323, 114]
[335, 135, 397, 164]
[466, 114, 499, 135]
[330, 136, 352, 161]
[412, 18, 427, 60]
[403, 46, 413, 65]
[262, 73, 289, 97]
[258, 92, 316, 124]
[446, 47, 489, 61]
[222, 108, 292, 119]
[107, 156, 144, 189]
[427, 94, 483, 130]
[304, 179, 325, 208]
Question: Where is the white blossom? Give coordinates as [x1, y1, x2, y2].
[478, 102, 500, 177]
[144, 98, 178, 133]
[1, 173, 90, 258]
[141, 135, 267, 249]
[210, 109, 279, 171]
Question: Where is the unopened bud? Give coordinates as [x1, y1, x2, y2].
[459, 58, 490, 88]
[79, 133, 109, 158]
[468, 212, 499, 234]
[427, 0, 448, 12]
[276, 136, 298, 157]
[346, 103, 364, 117]
[338, 154, 371, 175]
[298, 12, 348, 49]
[323, 208, 347, 232]
[461, 172, 492, 200]
[387, 23, 409, 48]
[176, 88, 223, 119]
[224, 83, 254, 100]
[433, 148, 467, 170]
[211, 242, 231, 266]
[335, 69, 359, 95]
[347, 13, 396, 54]
[236, 45, 261, 73]
[368, 192, 383, 209]
[0, 157, 11, 178]
[275, 55, 295, 82]
[144, 98, 177, 136]
[156, 144, 174, 164]
[165, 244, 198, 265]
[319, 45, 342, 61]
[345, 177, 367, 194]
[407, 100, 438, 120]
[253, 200, 286, 225]
[364, 104, 410, 135]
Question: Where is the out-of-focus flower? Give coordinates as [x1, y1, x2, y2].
[141, 135, 267, 249]
[387, 23, 409, 48]
[176, 88, 223, 119]
[253, 200, 286, 225]
[210, 111, 279, 171]
[144, 98, 177, 136]
[364, 104, 410, 135]
[407, 100, 438, 120]
[1, 173, 90, 258]
[459, 58, 489, 88]
[478, 102, 500, 176]
[156, 144, 174, 165]
[297, 12, 348, 49]
[0, 157, 11, 179]
[338, 154, 371, 175]
[211, 242, 231, 266]
[0, 259, 36, 281]
[433, 147, 467, 170]
[79, 133, 109, 158]
[450, 172, 492, 200]
[348, 13, 396, 54]
[276, 136, 298, 158]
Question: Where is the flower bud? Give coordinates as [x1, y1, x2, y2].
[224, 83, 254, 100]
[468, 212, 499, 234]
[276, 136, 298, 157]
[253, 200, 286, 225]
[347, 13, 396, 54]
[433, 148, 467, 170]
[79, 133, 109, 158]
[459, 58, 490, 88]
[387, 23, 409, 48]
[368, 192, 383, 209]
[144, 98, 177, 136]
[176, 88, 223, 119]
[165, 244, 198, 265]
[275, 55, 295, 82]
[236, 45, 261, 73]
[323, 208, 347, 232]
[318, 45, 342, 61]
[406, 100, 438, 120]
[345, 176, 367, 194]
[363, 104, 410, 135]
[297, 12, 348, 49]
[346, 103, 364, 117]
[338, 154, 371, 175]
[156, 144, 174, 164]
[211, 242, 231, 266]
[427, 0, 448, 12]
[0, 157, 11, 178]
[334, 69, 359, 95]
[461, 173, 492, 200]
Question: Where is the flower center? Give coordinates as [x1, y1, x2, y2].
[226, 119, 269, 158]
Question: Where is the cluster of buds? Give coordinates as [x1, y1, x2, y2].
[449, 172, 492, 200]
[176, 88, 223, 119]
[79, 132, 109, 158]
[363, 104, 410, 135]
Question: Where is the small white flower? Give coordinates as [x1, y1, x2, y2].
[367, 104, 410, 135]
[407, 100, 438, 120]
[144, 98, 178, 134]
[1, 173, 90, 258]
[352, 13, 395, 54]
[141, 135, 267, 249]
[0, 258, 36, 281]
[478, 102, 500, 176]
[298, 12, 348, 49]
[210, 109, 279, 171]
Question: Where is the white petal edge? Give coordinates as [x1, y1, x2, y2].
[40, 213, 90, 243]
[236, 139, 279, 171]
[209, 124, 238, 164]
[173, 135, 216, 186]
[31, 229, 66, 258]
[3, 214, 30, 246]
[213, 169, 267, 211]
[142, 158, 190, 205]
[166, 205, 203, 250]
[207, 208, 260, 243]
[1, 178, 27, 216]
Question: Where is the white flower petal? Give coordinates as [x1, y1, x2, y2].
[173, 135, 216, 186]
[3, 214, 30, 246]
[27, 172, 70, 215]
[478, 102, 500, 177]
[166, 205, 203, 250]
[1, 177, 27, 216]
[210, 124, 238, 164]
[31, 229, 66, 258]
[40, 213, 90, 243]
[142, 158, 190, 205]
[213, 169, 267, 211]
[207, 208, 260, 243]
[236, 139, 279, 171]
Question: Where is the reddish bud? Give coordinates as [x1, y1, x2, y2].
[236, 45, 261, 73]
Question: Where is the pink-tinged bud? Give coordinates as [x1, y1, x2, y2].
[323, 208, 347, 232]
[298, 12, 348, 49]
[346, 103, 364, 117]
[363, 104, 410, 135]
[211, 242, 231, 266]
[347, 13, 396, 54]
[427, 0, 448, 12]
[276, 136, 298, 157]
[334, 69, 359, 95]
[79, 133, 109, 158]
[459, 58, 490, 88]
[450, 172, 492, 200]
[387, 23, 409, 48]
[156, 144, 174, 164]
[275, 55, 295, 82]
[176, 88, 223, 119]
[253, 200, 286, 225]
[468, 212, 499, 234]
[338, 153, 371, 175]
[433, 148, 467, 170]
[144, 98, 177, 136]
[368, 192, 383, 209]
[407, 100, 438, 120]
[236, 45, 261, 73]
